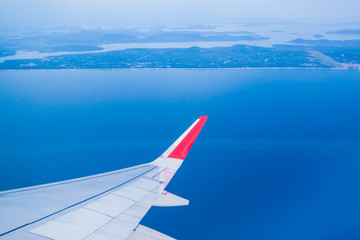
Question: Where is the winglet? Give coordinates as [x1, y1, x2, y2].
[152, 117, 207, 189]
[161, 116, 208, 160]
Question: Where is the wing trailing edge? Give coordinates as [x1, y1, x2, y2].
[153, 191, 189, 207]
[128, 225, 175, 240]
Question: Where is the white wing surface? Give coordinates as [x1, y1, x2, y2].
[0, 117, 208, 240]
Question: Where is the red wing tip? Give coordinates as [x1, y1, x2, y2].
[166, 116, 208, 160]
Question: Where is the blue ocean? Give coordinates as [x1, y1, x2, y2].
[1, 69, 360, 239]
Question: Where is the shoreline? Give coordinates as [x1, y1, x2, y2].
[0, 41, 271, 63]
[0, 67, 357, 71]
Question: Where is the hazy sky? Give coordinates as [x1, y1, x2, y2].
[1, 0, 359, 28]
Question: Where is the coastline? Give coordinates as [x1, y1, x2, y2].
[0, 67, 357, 71]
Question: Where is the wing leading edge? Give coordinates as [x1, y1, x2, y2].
[0, 116, 208, 240]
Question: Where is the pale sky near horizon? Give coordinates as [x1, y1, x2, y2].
[0, 0, 359, 28]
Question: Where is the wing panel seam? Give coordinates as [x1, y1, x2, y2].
[0, 165, 158, 237]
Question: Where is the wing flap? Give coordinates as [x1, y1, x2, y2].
[30, 208, 112, 240]
[113, 185, 150, 202]
[28, 176, 162, 240]
[153, 191, 189, 207]
[128, 225, 175, 240]
[84, 194, 135, 218]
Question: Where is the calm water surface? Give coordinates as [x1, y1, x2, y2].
[0, 69, 360, 239]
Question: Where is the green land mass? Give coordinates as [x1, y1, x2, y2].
[0, 45, 329, 69]
[0, 29, 359, 69]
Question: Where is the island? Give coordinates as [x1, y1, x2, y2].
[0, 28, 359, 70]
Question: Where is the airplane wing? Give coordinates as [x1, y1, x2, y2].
[0, 116, 208, 240]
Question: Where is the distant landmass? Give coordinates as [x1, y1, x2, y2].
[327, 29, 360, 35]
[0, 44, 329, 69]
[313, 34, 323, 38]
[0, 49, 15, 57]
[0, 29, 268, 55]
[280, 38, 360, 66]
[170, 24, 218, 30]
[288, 38, 360, 47]
[0, 27, 359, 70]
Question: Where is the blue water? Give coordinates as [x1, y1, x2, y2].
[1, 69, 360, 239]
